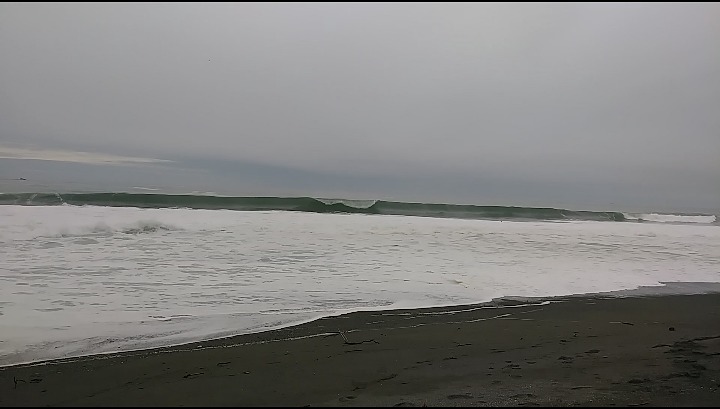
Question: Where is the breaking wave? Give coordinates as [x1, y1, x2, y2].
[0, 192, 716, 224]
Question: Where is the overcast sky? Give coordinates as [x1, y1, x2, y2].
[1, 3, 718, 211]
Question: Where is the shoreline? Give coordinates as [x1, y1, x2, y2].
[5, 281, 720, 370]
[2, 292, 720, 406]
[0, 298, 559, 371]
[0, 298, 557, 371]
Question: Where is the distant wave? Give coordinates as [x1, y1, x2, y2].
[0, 192, 716, 224]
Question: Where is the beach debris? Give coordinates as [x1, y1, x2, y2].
[447, 393, 473, 400]
[609, 321, 635, 326]
[338, 330, 379, 345]
[182, 372, 204, 379]
[558, 355, 574, 363]
[510, 393, 536, 399]
[352, 373, 398, 391]
[379, 373, 398, 382]
[13, 377, 27, 389]
[669, 327, 675, 331]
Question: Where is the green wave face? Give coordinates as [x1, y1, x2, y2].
[0, 192, 628, 222]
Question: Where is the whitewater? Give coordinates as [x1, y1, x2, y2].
[1, 203, 719, 367]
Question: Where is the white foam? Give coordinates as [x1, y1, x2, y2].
[624, 212, 716, 224]
[1, 205, 719, 366]
[0, 205, 235, 242]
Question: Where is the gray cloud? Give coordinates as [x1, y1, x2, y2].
[1, 3, 718, 210]
[0, 144, 171, 165]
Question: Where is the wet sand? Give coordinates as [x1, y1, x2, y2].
[2, 293, 720, 406]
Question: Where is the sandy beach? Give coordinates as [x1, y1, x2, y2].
[2, 293, 719, 407]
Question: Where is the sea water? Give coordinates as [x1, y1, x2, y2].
[1, 201, 719, 366]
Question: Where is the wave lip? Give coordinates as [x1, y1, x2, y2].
[315, 198, 378, 209]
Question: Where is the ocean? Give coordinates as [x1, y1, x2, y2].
[1, 191, 719, 367]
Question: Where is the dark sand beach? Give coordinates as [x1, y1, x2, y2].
[2, 293, 719, 407]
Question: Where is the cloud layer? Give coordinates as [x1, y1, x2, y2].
[0, 145, 171, 165]
[1, 3, 718, 209]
